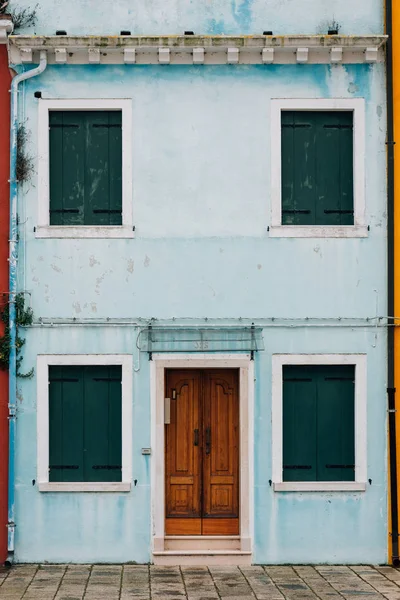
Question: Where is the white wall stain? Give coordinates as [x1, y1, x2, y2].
[127, 259, 134, 273]
[89, 255, 100, 267]
[72, 302, 82, 314]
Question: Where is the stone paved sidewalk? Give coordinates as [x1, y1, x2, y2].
[1, 565, 400, 600]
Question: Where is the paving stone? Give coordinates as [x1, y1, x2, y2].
[216, 597, 255, 600]
[57, 583, 87, 591]
[181, 568, 209, 573]
[0, 596, 30, 600]
[85, 591, 120, 595]
[186, 593, 219, 599]
[150, 596, 187, 600]
[23, 595, 58, 600]
[186, 597, 219, 600]
[63, 573, 90, 580]
[1, 564, 399, 600]
[62, 577, 90, 583]
[54, 595, 85, 600]
[84, 595, 119, 600]
[124, 567, 149, 576]
[122, 586, 151, 594]
[185, 587, 218, 592]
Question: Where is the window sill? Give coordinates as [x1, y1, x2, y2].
[273, 482, 367, 492]
[38, 482, 131, 492]
[268, 225, 368, 238]
[35, 226, 135, 239]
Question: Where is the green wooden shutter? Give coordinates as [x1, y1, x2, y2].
[283, 364, 355, 483]
[85, 111, 122, 226]
[49, 364, 122, 483]
[49, 111, 122, 226]
[49, 112, 85, 225]
[316, 365, 355, 481]
[315, 112, 354, 226]
[283, 366, 317, 481]
[83, 366, 122, 482]
[281, 112, 316, 225]
[49, 366, 85, 482]
[281, 111, 354, 226]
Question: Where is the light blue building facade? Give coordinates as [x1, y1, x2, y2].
[6, 0, 388, 564]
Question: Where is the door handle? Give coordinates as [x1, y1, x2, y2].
[194, 429, 199, 446]
[205, 427, 211, 455]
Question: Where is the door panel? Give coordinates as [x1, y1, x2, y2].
[165, 369, 239, 536]
[165, 370, 201, 534]
[202, 518, 240, 535]
[203, 370, 239, 534]
[165, 518, 201, 535]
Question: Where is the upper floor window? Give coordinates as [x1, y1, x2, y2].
[36, 99, 133, 239]
[49, 111, 122, 226]
[270, 99, 367, 238]
[281, 111, 353, 226]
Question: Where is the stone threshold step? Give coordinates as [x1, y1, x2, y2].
[165, 535, 240, 539]
[153, 551, 252, 566]
[153, 551, 251, 555]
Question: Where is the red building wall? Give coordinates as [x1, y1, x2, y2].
[0, 45, 10, 564]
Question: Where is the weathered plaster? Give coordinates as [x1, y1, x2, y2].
[15, 326, 387, 564]
[11, 0, 383, 36]
[13, 59, 387, 563]
[19, 65, 385, 320]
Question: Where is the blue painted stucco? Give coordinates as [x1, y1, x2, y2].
[12, 10, 388, 564]
[13, 0, 383, 36]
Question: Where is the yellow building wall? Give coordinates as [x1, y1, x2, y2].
[392, 0, 400, 564]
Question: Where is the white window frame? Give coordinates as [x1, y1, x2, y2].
[270, 98, 367, 238]
[37, 354, 133, 492]
[272, 353, 367, 492]
[36, 99, 133, 239]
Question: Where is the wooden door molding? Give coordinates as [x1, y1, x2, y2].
[202, 370, 239, 535]
[165, 369, 239, 536]
[165, 370, 201, 534]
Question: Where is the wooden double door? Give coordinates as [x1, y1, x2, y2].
[165, 369, 239, 535]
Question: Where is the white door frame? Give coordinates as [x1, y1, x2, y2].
[150, 353, 254, 554]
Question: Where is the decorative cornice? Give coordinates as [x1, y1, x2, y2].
[0, 16, 13, 44]
[8, 34, 387, 65]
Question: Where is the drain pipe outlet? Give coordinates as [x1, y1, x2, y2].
[7, 50, 47, 565]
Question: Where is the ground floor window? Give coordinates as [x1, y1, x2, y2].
[49, 365, 122, 483]
[272, 354, 367, 492]
[37, 354, 132, 492]
[283, 364, 355, 482]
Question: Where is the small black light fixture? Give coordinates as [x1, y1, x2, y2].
[56, 30, 67, 35]
[120, 30, 131, 35]
[263, 31, 273, 35]
[34, 91, 42, 98]
[328, 28, 339, 35]
[184, 31, 194, 35]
